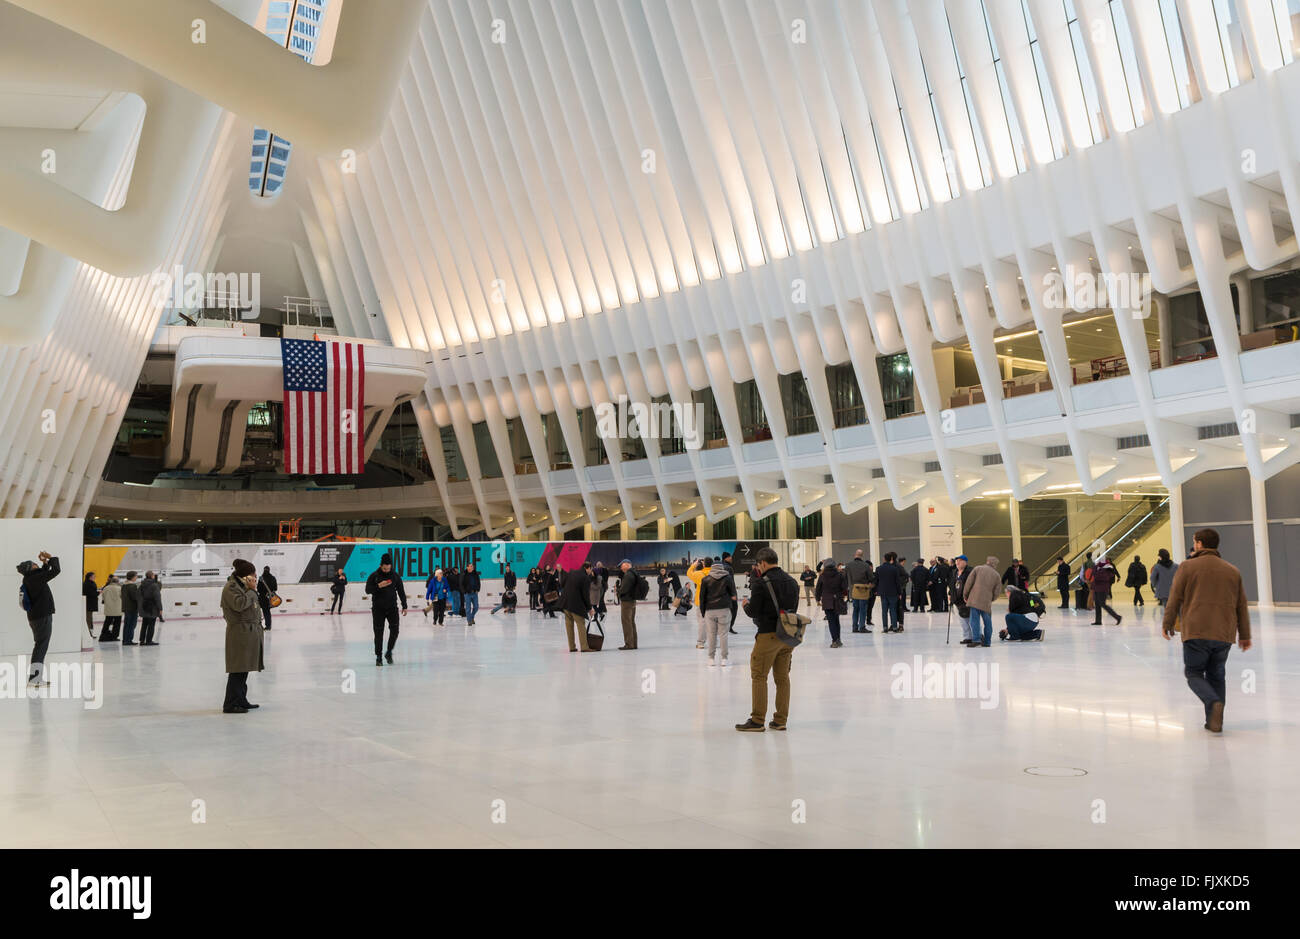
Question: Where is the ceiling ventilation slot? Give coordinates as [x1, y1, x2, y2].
[1197, 422, 1239, 440]
[871, 467, 886, 479]
[1116, 434, 1151, 450]
[924, 461, 942, 473]
[1046, 444, 1072, 459]
[982, 453, 1004, 466]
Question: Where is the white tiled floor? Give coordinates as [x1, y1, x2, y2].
[2, 600, 1297, 848]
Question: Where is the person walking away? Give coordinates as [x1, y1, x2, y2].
[616, 560, 640, 650]
[1089, 557, 1123, 625]
[846, 550, 873, 633]
[120, 571, 141, 645]
[909, 559, 929, 612]
[560, 561, 595, 652]
[221, 559, 264, 713]
[950, 556, 976, 645]
[257, 566, 277, 631]
[365, 554, 408, 665]
[962, 556, 1002, 648]
[736, 548, 800, 732]
[326, 568, 347, 614]
[139, 571, 163, 645]
[462, 563, 481, 626]
[1161, 528, 1251, 733]
[1125, 555, 1148, 606]
[999, 585, 1045, 641]
[697, 560, 736, 665]
[1055, 557, 1071, 609]
[874, 553, 907, 633]
[798, 565, 816, 607]
[1150, 549, 1179, 607]
[816, 558, 848, 647]
[82, 571, 98, 637]
[100, 575, 122, 642]
[1079, 552, 1095, 610]
[17, 552, 60, 686]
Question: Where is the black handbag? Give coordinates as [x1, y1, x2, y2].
[585, 615, 605, 651]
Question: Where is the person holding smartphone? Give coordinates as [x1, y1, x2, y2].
[365, 554, 408, 666]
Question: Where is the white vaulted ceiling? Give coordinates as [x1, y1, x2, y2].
[3, 0, 1300, 527]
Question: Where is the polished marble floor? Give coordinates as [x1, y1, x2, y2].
[2, 599, 1297, 849]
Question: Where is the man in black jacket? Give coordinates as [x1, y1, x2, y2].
[462, 563, 482, 625]
[18, 552, 60, 686]
[874, 553, 907, 633]
[1055, 557, 1071, 609]
[1125, 556, 1148, 606]
[720, 551, 740, 634]
[121, 570, 141, 645]
[560, 561, 594, 652]
[736, 548, 800, 732]
[365, 554, 407, 665]
[616, 560, 639, 650]
[257, 565, 278, 631]
[1001, 559, 1029, 591]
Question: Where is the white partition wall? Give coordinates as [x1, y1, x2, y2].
[0, 519, 84, 658]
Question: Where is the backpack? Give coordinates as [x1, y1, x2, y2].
[632, 572, 650, 601]
[1083, 566, 1094, 583]
[1030, 593, 1047, 617]
[19, 583, 31, 612]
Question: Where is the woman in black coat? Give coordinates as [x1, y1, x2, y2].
[541, 566, 559, 618]
[814, 559, 848, 648]
[82, 572, 99, 637]
[1055, 557, 1071, 609]
[1124, 556, 1148, 606]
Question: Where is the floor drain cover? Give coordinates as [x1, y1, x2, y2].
[1024, 765, 1088, 777]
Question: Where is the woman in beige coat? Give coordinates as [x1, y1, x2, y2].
[221, 558, 264, 714]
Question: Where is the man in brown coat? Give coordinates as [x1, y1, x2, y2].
[221, 559, 265, 714]
[1161, 528, 1252, 733]
[963, 556, 1002, 648]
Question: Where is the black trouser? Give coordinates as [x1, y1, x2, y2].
[372, 607, 399, 655]
[140, 617, 157, 644]
[1092, 592, 1119, 624]
[260, 600, 272, 629]
[659, 592, 671, 610]
[825, 610, 841, 642]
[911, 588, 926, 612]
[1133, 587, 1144, 605]
[1183, 639, 1230, 722]
[101, 615, 121, 640]
[1059, 589, 1069, 608]
[224, 672, 249, 709]
[329, 592, 344, 613]
[865, 593, 876, 624]
[28, 615, 52, 679]
[729, 599, 738, 630]
[432, 598, 446, 624]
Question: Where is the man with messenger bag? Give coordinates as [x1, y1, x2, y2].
[735, 547, 805, 733]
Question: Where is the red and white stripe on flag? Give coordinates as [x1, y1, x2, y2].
[282, 339, 366, 475]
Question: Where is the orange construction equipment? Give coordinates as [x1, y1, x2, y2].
[277, 518, 302, 542]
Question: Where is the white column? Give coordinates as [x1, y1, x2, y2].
[1010, 498, 1023, 562]
[1251, 477, 1273, 606]
[1167, 484, 1185, 559]
[1155, 294, 1173, 369]
[868, 501, 881, 563]
[820, 506, 832, 562]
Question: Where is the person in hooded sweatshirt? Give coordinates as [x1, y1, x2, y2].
[1149, 548, 1179, 607]
[698, 560, 737, 665]
[1125, 555, 1148, 606]
[365, 553, 408, 665]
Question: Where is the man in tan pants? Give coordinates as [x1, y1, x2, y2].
[736, 548, 801, 732]
[616, 560, 638, 650]
[560, 562, 594, 652]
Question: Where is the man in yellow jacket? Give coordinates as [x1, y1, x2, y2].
[687, 558, 711, 649]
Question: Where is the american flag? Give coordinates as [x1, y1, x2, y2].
[281, 338, 365, 475]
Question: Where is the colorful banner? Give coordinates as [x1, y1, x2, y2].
[87, 540, 774, 588]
